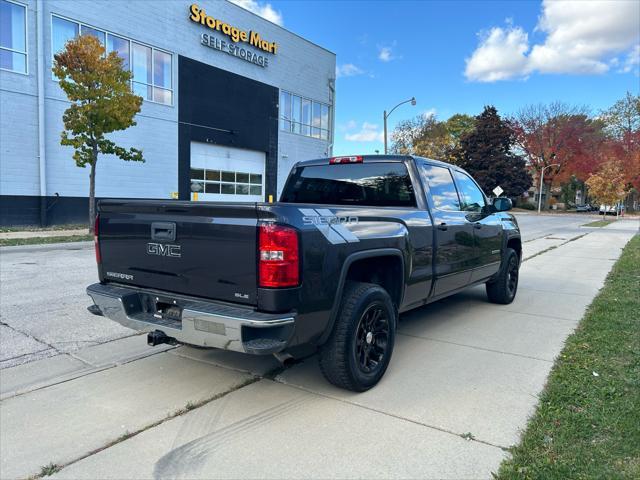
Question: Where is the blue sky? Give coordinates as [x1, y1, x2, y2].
[240, 0, 640, 155]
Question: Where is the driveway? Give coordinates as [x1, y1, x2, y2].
[1, 216, 637, 479]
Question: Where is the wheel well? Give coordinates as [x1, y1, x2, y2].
[507, 237, 522, 260]
[344, 255, 403, 307]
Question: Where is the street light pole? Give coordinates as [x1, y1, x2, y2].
[383, 110, 388, 155]
[383, 97, 416, 154]
[537, 163, 560, 214]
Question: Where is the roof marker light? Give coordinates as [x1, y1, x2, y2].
[329, 156, 363, 164]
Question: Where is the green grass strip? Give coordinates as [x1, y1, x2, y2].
[0, 235, 92, 247]
[497, 235, 640, 479]
[582, 219, 615, 228]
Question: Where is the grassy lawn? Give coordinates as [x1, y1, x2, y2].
[582, 219, 615, 228]
[498, 235, 640, 479]
[0, 224, 86, 233]
[0, 235, 92, 247]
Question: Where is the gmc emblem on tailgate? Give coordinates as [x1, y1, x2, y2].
[146, 243, 181, 258]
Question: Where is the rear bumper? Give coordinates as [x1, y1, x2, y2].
[86, 283, 295, 355]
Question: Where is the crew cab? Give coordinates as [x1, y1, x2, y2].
[87, 155, 521, 391]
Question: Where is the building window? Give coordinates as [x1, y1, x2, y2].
[280, 90, 330, 141]
[51, 14, 172, 105]
[191, 169, 262, 196]
[0, 0, 27, 74]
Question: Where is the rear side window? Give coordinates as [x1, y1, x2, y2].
[280, 162, 416, 207]
[419, 164, 461, 211]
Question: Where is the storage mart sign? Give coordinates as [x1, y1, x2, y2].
[190, 4, 278, 68]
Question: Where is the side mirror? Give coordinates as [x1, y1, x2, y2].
[492, 197, 512, 212]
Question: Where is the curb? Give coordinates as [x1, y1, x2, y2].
[0, 241, 93, 254]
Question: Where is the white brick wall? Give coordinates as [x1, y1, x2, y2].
[0, 0, 335, 200]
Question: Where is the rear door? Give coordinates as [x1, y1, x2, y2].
[452, 170, 502, 282]
[418, 163, 477, 297]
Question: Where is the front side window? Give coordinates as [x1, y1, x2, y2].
[420, 164, 461, 211]
[280, 90, 330, 141]
[281, 162, 415, 207]
[453, 170, 486, 212]
[0, 0, 27, 73]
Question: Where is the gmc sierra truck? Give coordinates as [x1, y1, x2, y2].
[87, 155, 521, 391]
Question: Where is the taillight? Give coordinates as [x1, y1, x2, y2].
[329, 156, 363, 164]
[258, 224, 299, 288]
[94, 214, 101, 265]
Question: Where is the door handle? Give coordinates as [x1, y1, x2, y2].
[473, 222, 482, 229]
[151, 222, 176, 242]
[437, 223, 448, 231]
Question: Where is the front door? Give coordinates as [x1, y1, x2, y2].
[452, 170, 503, 282]
[418, 163, 477, 297]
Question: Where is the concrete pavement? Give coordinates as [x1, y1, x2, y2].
[0, 217, 637, 479]
[0, 242, 131, 368]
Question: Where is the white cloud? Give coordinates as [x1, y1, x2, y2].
[339, 120, 358, 132]
[229, 0, 283, 26]
[378, 46, 393, 62]
[465, 26, 530, 82]
[465, 0, 640, 82]
[345, 122, 384, 142]
[336, 63, 365, 78]
[619, 45, 640, 74]
[422, 108, 438, 118]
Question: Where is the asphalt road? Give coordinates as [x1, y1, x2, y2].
[0, 214, 637, 479]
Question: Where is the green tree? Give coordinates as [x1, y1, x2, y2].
[455, 106, 532, 198]
[391, 113, 475, 163]
[53, 34, 143, 232]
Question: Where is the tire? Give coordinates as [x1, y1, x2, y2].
[486, 248, 519, 304]
[319, 282, 397, 392]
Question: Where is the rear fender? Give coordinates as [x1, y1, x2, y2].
[317, 248, 405, 345]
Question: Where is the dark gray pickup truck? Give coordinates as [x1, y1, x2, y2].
[87, 155, 521, 391]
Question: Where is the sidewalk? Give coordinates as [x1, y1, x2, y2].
[1, 220, 637, 479]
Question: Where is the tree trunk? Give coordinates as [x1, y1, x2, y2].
[88, 148, 97, 234]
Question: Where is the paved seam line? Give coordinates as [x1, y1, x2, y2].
[0, 348, 177, 401]
[35, 375, 263, 480]
[167, 349, 263, 376]
[0, 347, 54, 363]
[518, 287, 594, 298]
[397, 332, 554, 363]
[493, 309, 581, 324]
[0, 320, 62, 357]
[523, 232, 590, 262]
[273, 378, 509, 451]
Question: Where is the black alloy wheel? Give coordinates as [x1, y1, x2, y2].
[354, 303, 390, 375]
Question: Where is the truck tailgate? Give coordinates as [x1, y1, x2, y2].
[97, 200, 259, 306]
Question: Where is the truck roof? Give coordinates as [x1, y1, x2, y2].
[294, 155, 456, 169]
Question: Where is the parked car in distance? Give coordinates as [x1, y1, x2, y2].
[575, 203, 593, 212]
[87, 155, 522, 391]
[599, 203, 624, 215]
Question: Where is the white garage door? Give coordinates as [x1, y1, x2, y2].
[190, 142, 265, 202]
